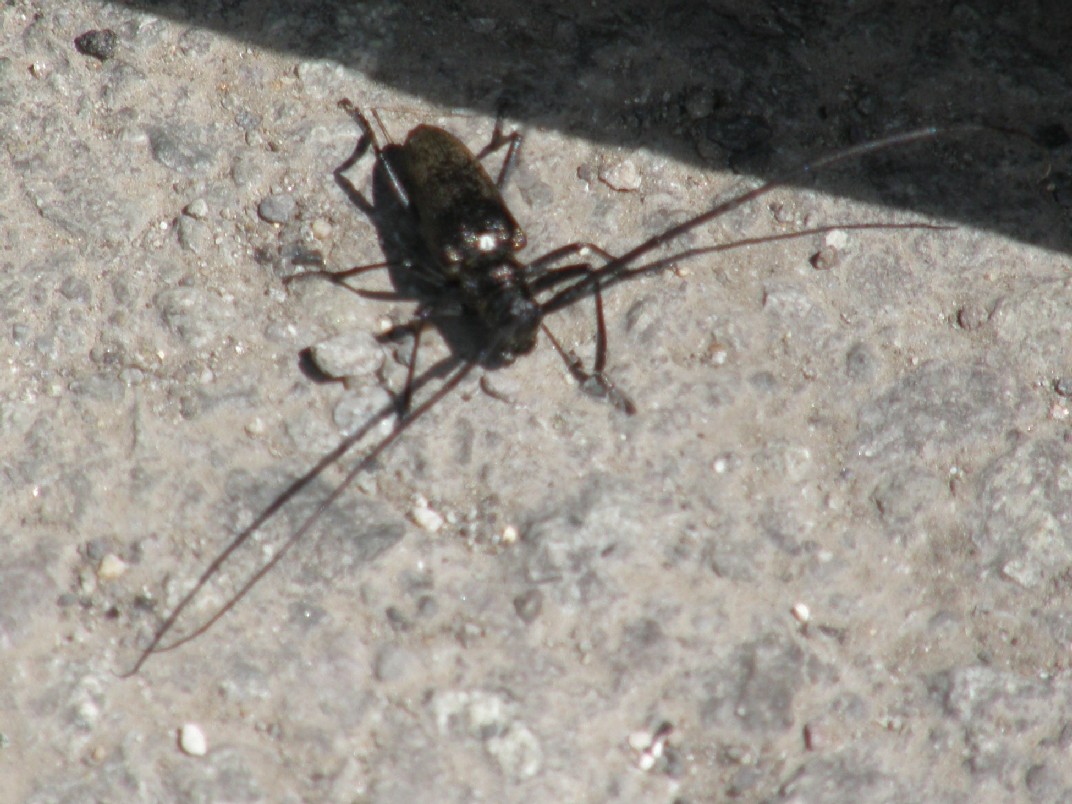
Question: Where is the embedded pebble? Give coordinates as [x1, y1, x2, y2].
[410, 499, 445, 532]
[513, 589, 543, 623]
[258, 193, 297, 224]
[309, 332, 384, 380]
[148, 126, 217, 176]
[96, 553, 128, 581]
[177, 217, 212, 254]
[791, 602, 811, 624]
[183, 198, 209, 220]
[810, 245, 839, 270]
[845, 342, 875, 382]
[74, 29, 118, 61]
[75, 700, 100, 729]
[179, 723, 207, 756]
[957, 302, 989, 330]
[628, 730, 653, 752]
[975, 437, 1072, 589]
[598, 158, 642, 191]
[824, 229, 849, 249]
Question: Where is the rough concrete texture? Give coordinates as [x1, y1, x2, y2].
[3, 1, 1072, 801]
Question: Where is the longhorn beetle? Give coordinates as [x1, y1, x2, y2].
[122, 101, 1033, 675]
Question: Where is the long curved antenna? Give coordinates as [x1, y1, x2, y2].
[541, 222, 950, 315]
[120, 353, 476, 676]
[542, 123, 1034, 313]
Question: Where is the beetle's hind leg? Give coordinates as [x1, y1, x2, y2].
[337, 99, 415, 210]
[332, 100, 383, 214]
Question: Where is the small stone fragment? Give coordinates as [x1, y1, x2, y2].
[178, 723, 207, 756]
[410, 498, 444, 532]
[810, 245, 839, 270]
[598, 158, 642, 192]
[183, 198, 209, 220]
[176, 217, 211, 254]
[309, 332, 383, 380]
[74, 29, 119, 61]
[148, 127, 217, 177]
[96, 554, 128, 581]
[258, 193, 296, 224]
[956, 302, 989, 330]
[513, 589, 543, 623]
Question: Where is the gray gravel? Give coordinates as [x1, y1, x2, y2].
[4, 1, 1072, 802]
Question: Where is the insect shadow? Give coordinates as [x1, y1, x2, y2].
[120, 103, 1039, 676]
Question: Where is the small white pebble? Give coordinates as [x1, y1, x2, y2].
[637, 752, 656, 771]
[649, 738, 665, 760]
[824, 229, 849, 249]
[76, 700, 100, 728]
[627, 731, 652, 752]
[310, 218, 333, 240]
[183, 198, 209, 219]
[501, 525, 518, 544]
[179, 723, 207, 756]
[791, 602, 811, 624]
[411, 500, 444, 532]
[97, 554, 128, 581]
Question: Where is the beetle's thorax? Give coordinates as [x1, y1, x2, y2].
[465, 263, 540, 361]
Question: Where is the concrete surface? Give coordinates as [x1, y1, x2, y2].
[4, 1, 1072, 801]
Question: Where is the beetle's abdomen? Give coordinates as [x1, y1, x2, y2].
[395, 126, 526, 271]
